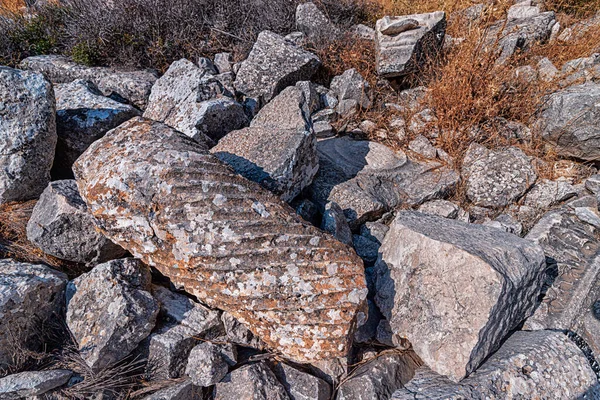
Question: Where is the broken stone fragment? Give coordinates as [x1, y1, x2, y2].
[185, 341, 236, 387]
[214, 362, 289, 400]
[321, 202, 353, 246]
[295, 2, 339, 41]
[221, 311, 264, 350]
[375, 211, 546, 381]
[330, 69, 372, 110]
[273, 362, 331, 400]
[66, 258, 159, 372]
[376, 12, 446, 79]
[27, 180, 126, 264]
[73, 117, 367, 363]
[0, 370, 73, 400]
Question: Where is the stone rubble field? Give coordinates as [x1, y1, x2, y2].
[1, 1, 600, 399]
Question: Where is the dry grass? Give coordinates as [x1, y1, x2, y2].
[0, 0, 24, 14]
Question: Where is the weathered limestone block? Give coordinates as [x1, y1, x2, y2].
[375, 211, 546, 381]
[0, 67, 56, 204]
[375, 12, 446, 78]
[73, 117, 367, 363]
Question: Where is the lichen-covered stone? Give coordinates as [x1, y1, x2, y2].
[375, 12, 446, 78]
[73, 117, 367, 363]
[19, 55, 158, 109]
[0, 370, 72, 400]
[143, 59, 247, 144]
[0, 260, 67, 369]
[462, 144, 537, 208]
[375, 211, 546, 381]
[214, 362, 289, 400]
[53, 79, 140, 176]
[234, 31, 321, 106]
[212, 86, 318, 202]
[295, 2, 339, 41]
[26, 180, 125, 264]
[418, 199, 459, 219]
[221, 311, 264, 349]
[0, 67, 56, 204]
[66, 258, 159, 372]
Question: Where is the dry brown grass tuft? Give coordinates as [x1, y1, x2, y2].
[0, 201, 88, 278]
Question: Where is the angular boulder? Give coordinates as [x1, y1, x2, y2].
[374, 211, 546, 381]
[53, 79, 140, 176]
[212, 85, 318, 202]
[308, 137, 458, 228]
[73, 117, 367, 363]
[273, 362, 331, 400]
[330, 69, 372, 110]
[19, 55, 158, 109]
[234, 31, 321, 105]
[462, 144, 537, 208]
[185, 342, 235, 387]
[0, 260, 67, 368]
[27, 180, 125, 264]
[143, 59, 247, 143]
[393, 330, 599, 399]
[375, 12, 446, 79]
[66, 258, 159, 371]
[295, 2, 338, 41]
[538, 83, 600, 161]
[0, 67, 56, 204]
[0, 370, 72, 400]
[214, 362, 289, 400]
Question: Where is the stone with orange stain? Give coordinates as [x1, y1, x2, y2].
[73, 117, 368, 363]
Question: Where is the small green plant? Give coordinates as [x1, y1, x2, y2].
[71, 41, 99, 66]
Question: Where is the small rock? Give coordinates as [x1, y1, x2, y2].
[27, 180, 125, 264]
[284, 31, 307, 47]
[273, 362, 331, 400]
[408, 108, 438, 137]
[197, 57, 218, 75]
[321, 202, 353, 246]
[313, 121, 335, 138]
[312, 108, 338, 124]
[378, 16, 420, 35]
[66, 258, 159, 372]
[351, 24, 376, 40]
[221, 312, 264, 350]
[352, 234, 380, 264]
[295, 2, 338, 41]
[408, 134, 437, 158]
[185, 342, 236, 387]
[418, 199, 459, 218]
[234, 30, 321, 106]
[214, 52, 233, 74]
[522, 178, 578, 209]
[0, 67, 56, 204]
[214, 362, 289, 400]
[507, 2, 540, 20]
[142, 380, 201, 400]
[0, 260, 67, 369]
[586, 174, 600, 194]
[330, 68, 372, 110]
[537, 57, 559, 82]
[375, 211, 546, 381]
[0, 370, 72, 400]
[482, 213, 523, 235]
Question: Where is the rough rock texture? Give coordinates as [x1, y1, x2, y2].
[66, 258, 159, 371]
[524, 209, 600, 357]
[295, 2, 338, 41]
[143, 59, 247, 143]
[330, 69, 372, 110]
[146, 285, 223, 379]
[273, 362, 331, 400]
[462, 144, 536, 208]
[309, 137, 458, 228]
[393, 331, 599, 399]
[337, 350, 422, 400]
[221, 312, 264, 349]
[0, 67, 56, 204]
[522, 178, 578, 209]
[19, 55, 158, 109]
[0, 370, 72, 400]
[321, 202, 353, 246]
[538, 83, 600, 161]
[185, 342, 234, 387]
[212, 85, 318, 202]
[53, 79, 141, 176]
[214, 362, 289, 400]
[234, 31, 321, 105]
[418, 199, 459, 218]
[0, 260, 67, 369]
[375, 211, 546, 381]
[26, 180, 125, 264]
[142, 380, 201, 400]
[73, 117, 367, 363]
[376, 12, 446, 78]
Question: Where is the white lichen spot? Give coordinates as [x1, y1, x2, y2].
[212, 194, 227, 206]
[252, 201, 270, 218]
[229, 258, 242, 267]
[327, 263, 338, 275]
[309, 236, 320, 246]
[290, 252, 297, 260]
[276, 234, 290, 243]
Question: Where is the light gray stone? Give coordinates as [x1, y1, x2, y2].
[53, 79, 140, 176]
[393, 330, 599, 399]
[375, 211, 546, 381]
[507, 2, 540, 20]
[274, 362, 331, 400]
[351, 24, 376, 40]
[313, 121, 335, 138]
[330, 69, 372, 110]
[482, 213, 523, 236]
[321, 202, 353, 246]
[19, 55, 158, 109]
[142, 380, 201, 400]
[0, 260, 67, 369]
[0, 370, 72, 400]
[408, 108, 438, 137]
[585, 174, 600, 194]
[214, 53, 233, 74]
[212, 86, 318, 202]
[214, 362, 290, 400]
[408, 134, 437, 158]
[143, 59, 247, 143]
[0, 66, 56, 204]
[462, 144, 537, 208]
[537, 57, 559, 82]
[538, 83, 600, 161]
[66, 258, 159, 372]
[185, 341, 235, 387]
[309, 137, 458, 228]
[295, 2, 338, 41]
[376, 12, 446, 78]
[27, 180, 125, 264]
[522, 178, 578, 209]
[197, 57, 218, 76]
[418, 199, 459, 218]
[234, 31, 320, 106]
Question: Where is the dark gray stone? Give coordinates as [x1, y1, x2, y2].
[0, 370, 72, 400]
[185, 342, 235, 387]
[330, 69, 372, 110]
[142, 380, 201, 400]
[214, 362, 289, 400]
[321, 202, 353, 246]
[273, 362, 331, 400]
